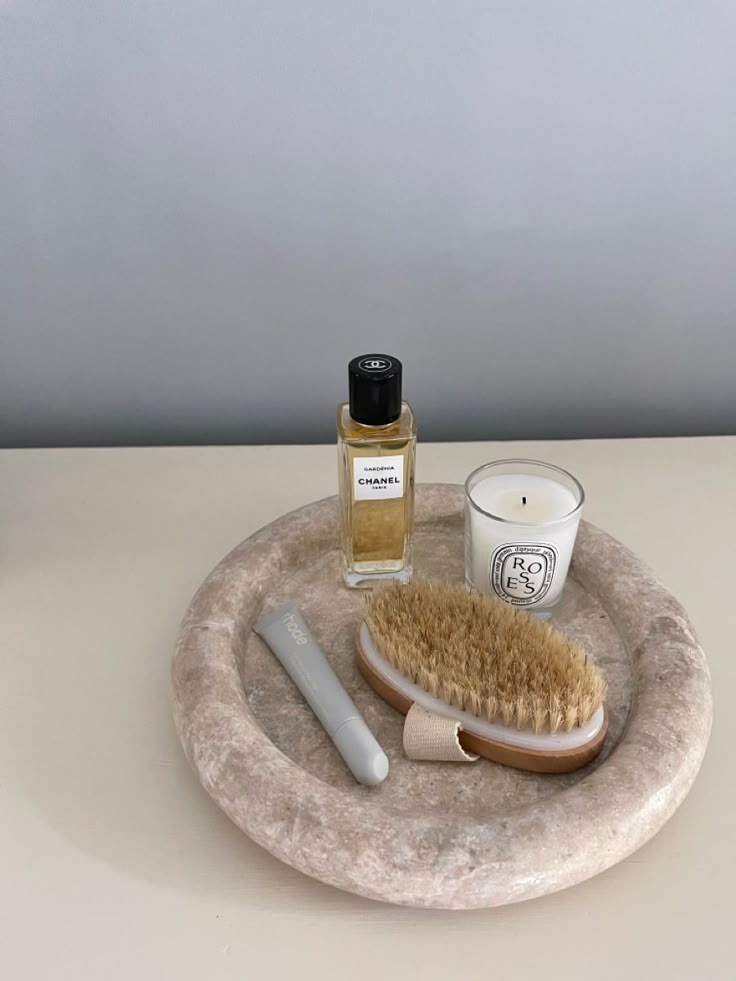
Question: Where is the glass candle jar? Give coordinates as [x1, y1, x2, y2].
[464, 459, 585, 615]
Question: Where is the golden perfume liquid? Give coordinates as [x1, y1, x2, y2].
[337, 356, 416, 588]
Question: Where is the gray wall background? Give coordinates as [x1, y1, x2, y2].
[2, 1, 735, 447]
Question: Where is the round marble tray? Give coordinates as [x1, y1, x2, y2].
[171, 484, 712, 909]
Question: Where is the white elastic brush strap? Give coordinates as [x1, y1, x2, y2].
[403, 703, 479, 762]
[359, 622, 605, 753]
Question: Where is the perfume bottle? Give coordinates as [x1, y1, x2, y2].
[337, 354, 417, 588]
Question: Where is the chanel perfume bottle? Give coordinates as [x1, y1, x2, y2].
[337, 355, 417, 588]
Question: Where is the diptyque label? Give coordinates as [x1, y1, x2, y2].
[490, 543, 558, 606]
[353, 455, 404, 501]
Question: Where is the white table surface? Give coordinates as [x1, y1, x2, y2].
[1, 438, 731, 980]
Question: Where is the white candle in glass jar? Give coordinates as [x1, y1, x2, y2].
[464, 461, 585, 613]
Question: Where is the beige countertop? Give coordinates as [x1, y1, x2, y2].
[1, 438, 731, 980]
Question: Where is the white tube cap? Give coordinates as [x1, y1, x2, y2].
[332, 719, 389, 786]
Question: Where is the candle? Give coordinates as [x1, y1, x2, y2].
[464, 460, 585, 615]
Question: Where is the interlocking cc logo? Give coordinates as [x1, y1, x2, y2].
[358, 357, 391, 372]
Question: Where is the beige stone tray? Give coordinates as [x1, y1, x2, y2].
[171, 484, 712, 909]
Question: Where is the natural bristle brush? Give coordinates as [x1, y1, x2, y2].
[355, 580, 608, 773]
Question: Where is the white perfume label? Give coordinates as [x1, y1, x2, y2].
[490, 543, 558, 606]
[353, 455, 404, 501]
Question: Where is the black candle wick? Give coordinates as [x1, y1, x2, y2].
[522, 496, 527, 505]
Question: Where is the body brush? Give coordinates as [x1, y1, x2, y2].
[355, 581, 607, 773]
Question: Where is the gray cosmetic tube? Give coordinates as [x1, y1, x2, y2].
[254, 602, 389, 787]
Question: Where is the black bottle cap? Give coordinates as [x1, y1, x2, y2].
[348, 354, 402, 426]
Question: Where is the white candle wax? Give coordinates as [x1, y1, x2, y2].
[465, 470, 583, 611]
